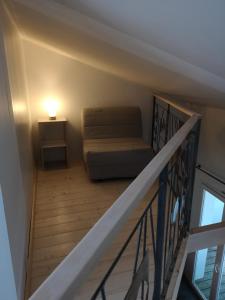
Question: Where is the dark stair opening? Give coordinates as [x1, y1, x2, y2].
[177, 276, 202, 300]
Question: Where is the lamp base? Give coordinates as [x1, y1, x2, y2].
[49, 116, 56, 120]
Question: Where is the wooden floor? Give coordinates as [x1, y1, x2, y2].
[27, 161, 157, 299]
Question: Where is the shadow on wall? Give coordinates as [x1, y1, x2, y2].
[198, 106, 225, 182]
[67, 121, 82, 163]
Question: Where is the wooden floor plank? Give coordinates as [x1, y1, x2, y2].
[27, 161, 157, 298]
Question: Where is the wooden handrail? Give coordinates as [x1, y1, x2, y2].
[188, 221, 225, 252]
[154, 94, 198, 117]
[29, 103, 201, 300]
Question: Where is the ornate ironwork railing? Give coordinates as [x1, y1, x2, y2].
[91, 188, 159, 300]
[153, 120, 200, 298]
[90, 97, 200, 300]
[152, 96, 187, 154]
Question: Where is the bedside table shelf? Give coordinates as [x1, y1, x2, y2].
[38, 118, 67, 124]
[41, 139, 67, 149]
[38, 119, 68, 169]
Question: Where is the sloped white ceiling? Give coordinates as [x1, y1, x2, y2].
[9, 0, 225, 107]
[56, 0, 225, 79]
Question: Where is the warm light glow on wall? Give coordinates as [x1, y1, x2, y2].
[43, 97, 59, 120]
[13, 102, 26, 114]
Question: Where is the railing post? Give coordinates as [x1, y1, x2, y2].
[153, 166, 168, 300]
[164, 104, 170, 145]
[151, 96, 156, 149]
[186, 120, 201, 231]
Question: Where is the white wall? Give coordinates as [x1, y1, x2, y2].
[22, 39, 153, 163]
[0, 3, 34, 299]
[174, 99, 225, 182]
[2, 5, 33, 219]
[0, 186, 18, 300]
[198, 106, 225, 181]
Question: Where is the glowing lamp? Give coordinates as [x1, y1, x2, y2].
[44, 99, 59, 120]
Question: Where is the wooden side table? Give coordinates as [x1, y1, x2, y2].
[38, 118, 68, 169]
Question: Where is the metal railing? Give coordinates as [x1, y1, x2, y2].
[29, 96, 201, 300]
[91, 188, 159, 300]
[151, 96, 188, 154]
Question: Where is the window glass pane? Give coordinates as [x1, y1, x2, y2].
[200, 190, 224, 226]
[194, 247, 217, 299]
[193, 190, 224, 299]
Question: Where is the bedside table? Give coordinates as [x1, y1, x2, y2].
[38, 118, 68, 169]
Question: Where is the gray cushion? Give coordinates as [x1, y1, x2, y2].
[83, 138, 151, 160]
[82, 107, 142, 139]
[83, 138, 153, 180]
